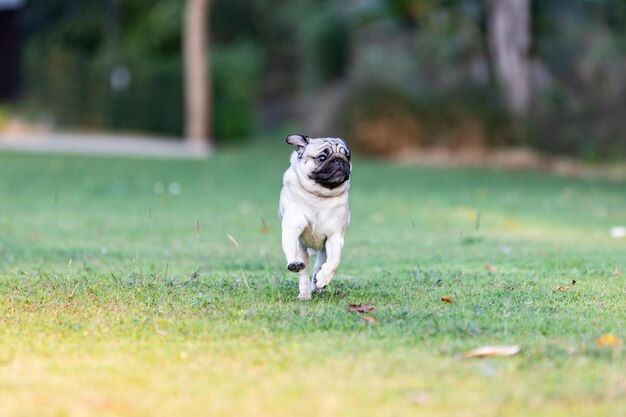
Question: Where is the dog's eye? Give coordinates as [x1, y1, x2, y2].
[316, 155, 327, 163]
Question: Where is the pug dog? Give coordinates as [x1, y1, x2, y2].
[279, 134, 352, 300]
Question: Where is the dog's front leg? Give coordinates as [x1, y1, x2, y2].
[281, 215, 312, 299]
[313, 235, 344, 290]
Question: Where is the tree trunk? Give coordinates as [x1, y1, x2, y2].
[183, 0, 212, 149]
[486, 0, 531, 117]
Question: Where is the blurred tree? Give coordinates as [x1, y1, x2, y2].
[0, 0, 22, 101]
[486, 0, 531, 117]
[183, 0, 212, 149]
[13, 0, 626, 157]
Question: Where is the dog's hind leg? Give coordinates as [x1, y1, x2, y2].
[313, 248, 326, 280]
[313, 236, 343, 290]
[296, 245, 312, 300]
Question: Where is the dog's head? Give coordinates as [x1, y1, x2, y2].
[286, 134, 351, 191]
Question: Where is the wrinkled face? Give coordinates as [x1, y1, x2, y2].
[286, 134, 352, 189]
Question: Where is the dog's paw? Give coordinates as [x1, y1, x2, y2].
[297, 290, 312, 300]
[313, 273, 328, 290]
[287, 261, 305, 272]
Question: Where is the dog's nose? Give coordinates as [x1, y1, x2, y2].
[337, 159, 350, 170]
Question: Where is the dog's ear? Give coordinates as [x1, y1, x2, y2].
[285, 134, 309, 158]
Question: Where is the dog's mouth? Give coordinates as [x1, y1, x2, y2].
[310, 157, 350, 189]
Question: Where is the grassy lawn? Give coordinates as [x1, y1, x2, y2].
[0, 142, 624, 417]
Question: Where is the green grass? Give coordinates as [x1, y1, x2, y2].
[0, 142, 624, 417]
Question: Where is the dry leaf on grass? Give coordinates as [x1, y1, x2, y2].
[348, 303, 375, 313]
[348, 304, 378, 324]
[484, 265, 498, 273]
[613, 268, 621, 277]
[441, 296, 454, 303]
[596, 334, 623, 347]
[457, 344, 521, 359]
[555, 286, 571, 291]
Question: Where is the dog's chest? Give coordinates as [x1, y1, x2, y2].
[299, 206, 345, 250]
[300, 219, 328, 250]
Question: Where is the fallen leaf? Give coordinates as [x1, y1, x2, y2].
[555, 286, 571, 291]
[361, 315, 378, 324]
[226, 234, 239, 247]
[596, 334, 623, 347]
[484, 264, 498, 273]
[613, 268, 621, 277]
[348, 303, 375, 313]
[457, 344, 521, 359]
[441, 296, 454, 303]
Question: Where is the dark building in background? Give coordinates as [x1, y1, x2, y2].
[0, 0, 22, 101]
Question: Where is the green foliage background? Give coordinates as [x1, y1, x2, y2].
[13, 0, 626, 156]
